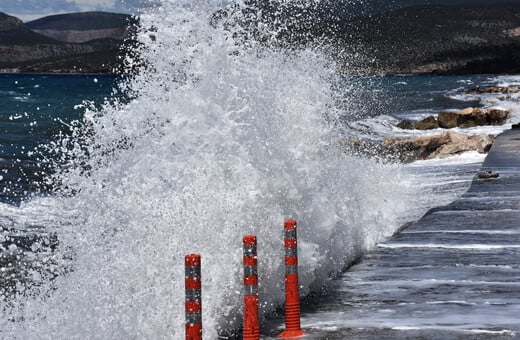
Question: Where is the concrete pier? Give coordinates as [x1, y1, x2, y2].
[274, 129, 520, 339]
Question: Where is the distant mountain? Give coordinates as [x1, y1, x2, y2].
[0, 12, 23, 30]
[0, 11, 138, 74]
[26, 11, 139, 43]
[0, 12, 65, 46]
[3, 4, 520, 75]
[26, 11, 136, 31]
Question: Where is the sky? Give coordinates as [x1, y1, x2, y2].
[1, 0, 519, 22]
[0, 0, 149, 21]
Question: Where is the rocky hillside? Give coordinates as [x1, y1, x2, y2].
[26, 12, 138, 43]
[211, 2, 520, 75]
[316, 4, 520, 74]
[0, 12, 138, 74]
[3, 4, 520, 75]
[0, 12, 23, 30]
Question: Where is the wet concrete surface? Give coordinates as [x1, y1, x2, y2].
[265, 129, 520, 339]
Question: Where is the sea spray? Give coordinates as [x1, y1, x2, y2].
[2, 0, 429, 338]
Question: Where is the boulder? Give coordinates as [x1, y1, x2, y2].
[383, 132, 452, 161]
[396, 115, 439, 130]
[383, 132, 451, 150]
[413, 115, 439, 130]
[396, 119, 414, 129]
[438, 107, 510, 128]
[486, 108, 510, 124]
[433, 133, 494, 157]
[458, 107, 475, 115]
[438, 111, 458, 128]
[456, 107, 487, 128]
[383, 131, 494, 162]
[400, 107, 510, 131]
[473, 134, 495, 153]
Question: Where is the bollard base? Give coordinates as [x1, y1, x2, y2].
[278, 329, 306, 338]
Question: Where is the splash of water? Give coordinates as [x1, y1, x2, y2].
[1, 0, 425, 338]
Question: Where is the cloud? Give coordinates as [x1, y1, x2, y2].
[0, 0, 151, 20]
[113, 0, 157, 14]
[65, 0, 119, 11]
[65, 0, 151, 13]
[1, 0, 80, 15]
[69, 0, 116, 7]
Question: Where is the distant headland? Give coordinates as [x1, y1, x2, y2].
[2, 3, 520, 75]
[0, 11, 138, 74]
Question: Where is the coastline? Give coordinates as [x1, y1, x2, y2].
[2, 71, 519, 77]
[0, 71, 121, 76]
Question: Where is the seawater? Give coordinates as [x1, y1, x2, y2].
[0, 1, 518, 338]
[0, 74, 121, 204]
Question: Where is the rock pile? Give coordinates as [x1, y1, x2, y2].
[343, 131, 495, 163]
[347, 84, 516, 163]
[439, 107, 510, 128]
[397, 116, 438, 130]
[465, 85, 520, 95]
[383, 131, 494, 162]
[397, 107, 510, 130]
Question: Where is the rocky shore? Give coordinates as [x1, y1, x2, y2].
[397, 107, 510, 130]
[344, 85, 518, 163]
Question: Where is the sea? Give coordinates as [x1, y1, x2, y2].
[0, 74, 123, 205]
[1, 1, 520, 339]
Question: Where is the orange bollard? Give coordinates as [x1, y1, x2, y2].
[185, 254, 202, 340]
[243, 235, 260, 340]
[278, 220, 306, 338]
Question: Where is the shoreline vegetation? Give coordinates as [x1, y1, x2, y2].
[1, 3, 520, 75]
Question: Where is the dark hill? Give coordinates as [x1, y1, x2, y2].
[211, 2, 520, 75]
[0, 12, 61, 45]
[0, 12, 138, 74]
[0, 12, 23, 30]
[4, 4, 520, 75]
[25, 12, 138, 43]
[0, 28, 61, 45]
[314, 4, 520, 74]
[26, 11, 138, 31]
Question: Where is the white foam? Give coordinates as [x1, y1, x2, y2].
[0, 1, 445, 338]
[408, 150, 485, 166]
[495, 75, 520, 87]
[465, 329, 517, 336]
[379, 243, 520, 250]
[2, 3, 508, 338]
[402, 230, 520, 235]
